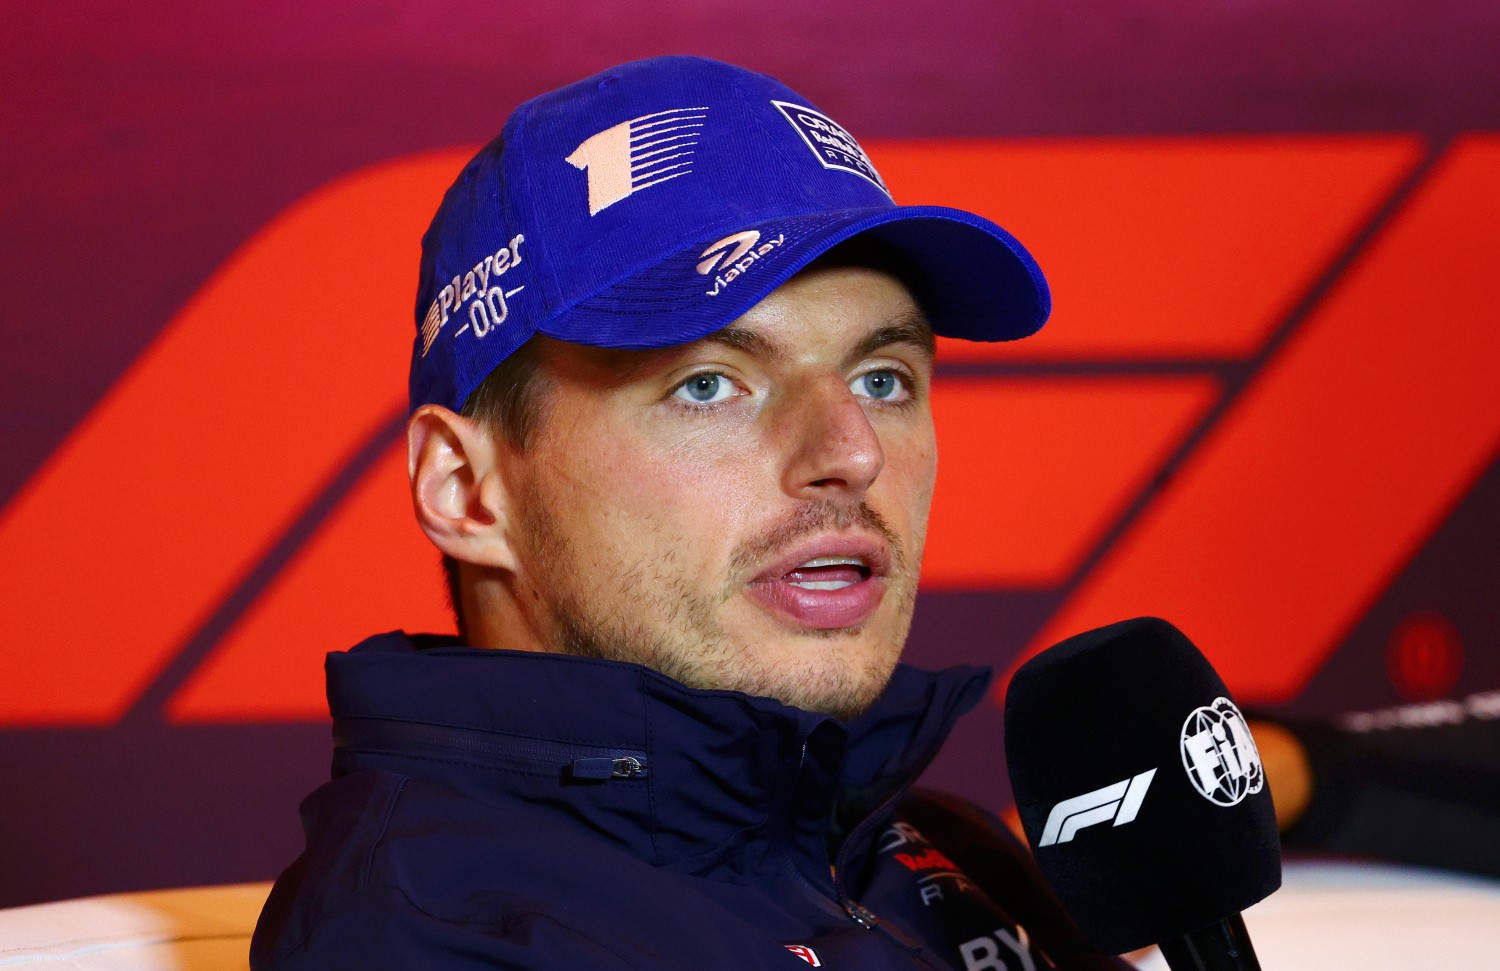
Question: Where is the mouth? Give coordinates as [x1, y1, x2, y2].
[782, 555, 874, 590]
[744, 537, 891, 631]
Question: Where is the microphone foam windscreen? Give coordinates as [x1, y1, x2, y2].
[1004, 617, 1280, 954]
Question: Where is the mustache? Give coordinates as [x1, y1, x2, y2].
[729, 500, 906, 580]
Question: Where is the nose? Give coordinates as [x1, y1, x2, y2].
[778, 377, 885, 501]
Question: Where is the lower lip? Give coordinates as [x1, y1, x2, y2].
[745, 575, 886, 630]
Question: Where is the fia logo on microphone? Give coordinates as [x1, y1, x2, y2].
[1180, 697, 1265, 806]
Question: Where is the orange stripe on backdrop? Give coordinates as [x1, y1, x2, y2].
[0, 151, 472, 725]
[1006, 137, 1500, 705]
[168, 375, 1223, 722]
[168, 440, 451, 722]
[0, 137, 1474, 726]
[874, 138, 1423, 362]
[925, 377, 1220, 588]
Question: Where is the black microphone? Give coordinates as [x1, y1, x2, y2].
[1004, 617, 1280, 969]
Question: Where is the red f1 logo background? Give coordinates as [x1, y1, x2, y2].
[2, 4, 1499, 910]
[4, 136, 1496, 724]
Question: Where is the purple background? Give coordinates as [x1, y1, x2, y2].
[3, 1, 1498, 906]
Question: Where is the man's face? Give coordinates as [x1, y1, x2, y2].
[498, 263, 937, 720]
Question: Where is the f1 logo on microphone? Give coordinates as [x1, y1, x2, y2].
[1036, 769, 1156, 847]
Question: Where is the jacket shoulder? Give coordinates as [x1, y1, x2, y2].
[252, 768, 410, 967]
[256, 881, 644, 971]
[252, 769, 646, 970]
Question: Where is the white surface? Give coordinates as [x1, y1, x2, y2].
[1131, 861, 1500, 970]
[0, 883, 269, 970]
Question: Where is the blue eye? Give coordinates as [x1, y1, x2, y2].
[673, 372, 736, 404]
[852, 370, 904, 400]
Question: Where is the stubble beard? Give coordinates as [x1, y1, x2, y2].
[517, 488, 917, 722]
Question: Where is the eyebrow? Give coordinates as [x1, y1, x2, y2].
[848, 311, 937, 364]
[699, 325, 778, 359]
[701, 310, 937, 366]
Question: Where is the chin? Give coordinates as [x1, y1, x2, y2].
[749, 635, 904, 722]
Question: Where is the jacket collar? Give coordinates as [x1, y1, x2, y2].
[326, 631, 990, 885]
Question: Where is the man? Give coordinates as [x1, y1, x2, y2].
[251, 56, 1128, 970]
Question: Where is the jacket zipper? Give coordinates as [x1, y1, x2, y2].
[832, 772, 921, 927]
[775, 843, 947, 967]
[828, 735, 965, 960]
[772, 744, 950, 965]
[333, 716, 648, 781]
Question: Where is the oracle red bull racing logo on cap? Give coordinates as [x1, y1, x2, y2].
[772, 101, 890, 195]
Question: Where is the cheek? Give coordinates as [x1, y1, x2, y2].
[655, 430, 768, 539]
[879, 423, 939, 519]
[544, 422, 765, 558]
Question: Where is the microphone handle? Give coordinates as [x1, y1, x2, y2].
[1156, 913, 1263, 971]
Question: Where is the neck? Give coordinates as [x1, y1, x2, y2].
[459, 563, 554, 653]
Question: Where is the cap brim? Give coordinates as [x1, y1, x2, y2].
[542, 205, 1050, 350]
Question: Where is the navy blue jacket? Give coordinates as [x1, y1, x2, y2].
[251, 633, 1128, 970]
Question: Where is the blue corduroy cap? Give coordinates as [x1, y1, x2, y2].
[410, 55, 1050, 413]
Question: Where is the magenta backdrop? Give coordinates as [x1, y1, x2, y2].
[2, 1, 1498, 906]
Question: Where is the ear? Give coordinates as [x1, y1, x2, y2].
[407, 405, 518, 571]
